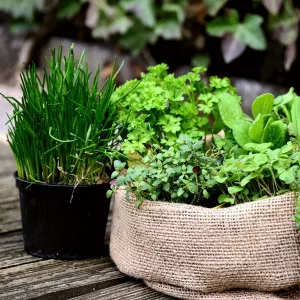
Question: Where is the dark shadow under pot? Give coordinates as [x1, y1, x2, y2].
[14, 172, 111, 260]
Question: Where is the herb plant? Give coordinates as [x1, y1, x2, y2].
[3, 45, 126, 185]
[109, 135, 221, 207]
[112, 63, 237, 155]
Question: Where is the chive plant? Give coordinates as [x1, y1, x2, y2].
[2, 44, 126, 185]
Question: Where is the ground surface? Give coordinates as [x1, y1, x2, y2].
[0, 142, 173, 299]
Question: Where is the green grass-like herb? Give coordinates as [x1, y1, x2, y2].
[3, 44, 125, 185]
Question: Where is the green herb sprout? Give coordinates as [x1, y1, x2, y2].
[3, 44, 126, 185]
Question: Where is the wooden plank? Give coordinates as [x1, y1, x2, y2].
[0, 231, 42, 269]
[0, 200, 21, 233]
[0, 174, 18, 204]
[68, 280, 173, 300]
[0, 257, 129, 300]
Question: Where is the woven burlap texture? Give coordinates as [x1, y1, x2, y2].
[110, 190, 300, 298]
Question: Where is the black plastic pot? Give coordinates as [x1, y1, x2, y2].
[15, 172, 111, 260]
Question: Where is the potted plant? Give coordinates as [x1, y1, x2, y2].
[2, 44, 127, 260]
[108, 66, 300, 299]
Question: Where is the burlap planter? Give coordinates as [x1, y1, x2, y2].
[110, 190, 300, 299]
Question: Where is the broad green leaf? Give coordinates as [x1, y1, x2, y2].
[121, 0, 155, 27]
[274, 88, 294, 106]
[291, 96, 300, 141]
[228, 186, 243, 195]
[234, 14, 267, 50]
[244, 142, 273, 152]
[206, 9, 239, 37]
[155, 20, 182, 40]
[241, 173, 257, 186]
[218, 93, 243, 129]
[262, 120, 288, 149]
[204, 0, 228, 16]
[252, 93, 274, 119]
[232, 120, 252, 148]
[248, 114, 267, 143]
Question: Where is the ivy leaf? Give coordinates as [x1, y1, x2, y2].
[263, 0, 283, 15]
[221, 34, 246, 63]
[234, 14, 267, 50]
[252, 93, 274, 119]
[206, 9, 239, 37]
[121, 0, 155, 27]
[204, 0, 228, 17]
[155, 19, 182, 40]
[218, 93, 243, 129]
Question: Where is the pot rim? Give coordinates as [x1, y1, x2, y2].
[13, 171, 110, 188]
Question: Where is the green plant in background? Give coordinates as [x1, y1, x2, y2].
[3, 0, 300, 71]
[215, 141, 300, 206]
[2, 44, 126, 185]
[217, 88, 300, 152]
[109, 135, 221, 207]
[112, 63, 237, 155]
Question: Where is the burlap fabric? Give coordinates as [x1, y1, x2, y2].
[110, 190, 300, 299]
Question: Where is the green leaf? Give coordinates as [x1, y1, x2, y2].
[188, 183, 198, 193]
[218, 194, 234, 204]
[291, 96, 300, 141]
[262, 120, 288, 149]
[228, 186, 243, 195]
[204, 0, 228, 16]
[232, 120, 252, 148]
[155, 19, 182, 40]
[252, 93, 274, 119]
[177, 188, 185, 197]
[57, 1, 81, 19]
[121, 0, 155, 27]
[120, 27, 153, 55]
[114, 160, 122, 169]
[234, 14, 267, 50]
[218, 93, 243, 129]
[244, 142, 273, 152]
[206, 9, 239, 37]
[106, 190, 113, 198]
[116, 175, 125, 187]
[279, 168, 295, 184]
[191, 54, 210, 68]
[140, 181, 151, 191]
[248, 114, 266, 143]
[163, 182, 170, 192]
[111, 171, 119, 179]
